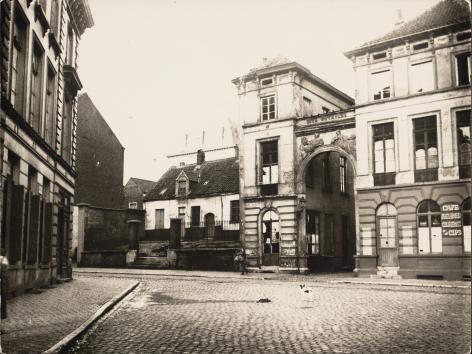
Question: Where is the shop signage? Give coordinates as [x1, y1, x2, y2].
[441, 202, 462, 237]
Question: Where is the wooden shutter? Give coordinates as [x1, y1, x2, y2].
[9, 185, 25, 263]
[42, 202, 53, 263]
[26, 195, 41, 264]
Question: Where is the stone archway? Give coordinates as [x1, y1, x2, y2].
[296, 144, 357, 273]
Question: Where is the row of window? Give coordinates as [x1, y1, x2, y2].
[153, 201, 240, 229]
[261, 94, 332, 122]
[372, 109, 471, 185]
[370, 51, 470, 101]
[8, 2, 76, 162]
[376, 198, 471, 254]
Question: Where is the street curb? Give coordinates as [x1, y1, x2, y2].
[72, 269, 471, 290]
[42, 281, 140, 354]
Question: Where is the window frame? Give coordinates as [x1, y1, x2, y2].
[413, 115, 439, 182]
[462, 198, 471, 253]
[190, 206, 200, 227]
[370, 68, 392, 101]
[259, 139, 279, 192]
[260, 94, 276, 121]
[230, 200, 239, 223]
[453, 51, 471, 87]
[306, 210, 320, 255]
[417, 200, 442, 254]
[302, 96, 312, 117]
[44, 61, 57, 145]
[322, 153, 331, 192]
[339, 156, 347, 194]
[128, 202, 138, 209]
[456, 109, 471, 179]
[29, 35, 45, 133]
[409, 58, 435, 94]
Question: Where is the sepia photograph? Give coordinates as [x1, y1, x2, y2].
[0, 0, 471, 353]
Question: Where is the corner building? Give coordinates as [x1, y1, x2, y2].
[0, 0, 93, 295]
[232, 57, 356, 273]
[345, 0, 471, 280]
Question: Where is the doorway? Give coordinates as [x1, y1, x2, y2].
[262, 210, 279, 266]
[376, 203, 399, 267]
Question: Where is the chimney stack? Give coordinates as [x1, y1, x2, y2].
[197, 149, 205, 165]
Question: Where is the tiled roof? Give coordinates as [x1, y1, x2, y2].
[144, 157, 239, 201]
[127, 178, 157, 194]
[351, 0, 470, 52]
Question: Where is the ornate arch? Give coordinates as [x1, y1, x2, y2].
[296, 144, 357, 195]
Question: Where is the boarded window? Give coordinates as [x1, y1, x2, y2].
[155, 209, 164, 229]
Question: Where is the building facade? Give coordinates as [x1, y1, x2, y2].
[0, 0, 93, 295]
[124, 177, 156, 210]
[144, 150, 240, 243]
[75, 92, 124, 209]
[232, 57, 357, 273]
[345, 0, 471, 280]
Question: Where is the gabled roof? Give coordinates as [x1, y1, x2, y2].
[345, 0, 470, 56]
[126, 178, 157, 194]
[144, 157, 239, 201]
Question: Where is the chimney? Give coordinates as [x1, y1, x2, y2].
[395, 9, 404, 27]
[202, 130, 206, 148]
[197, 149, 205, 165]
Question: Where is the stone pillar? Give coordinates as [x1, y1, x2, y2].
[126, 219, 141, 265]
[76, 203, 90, 266]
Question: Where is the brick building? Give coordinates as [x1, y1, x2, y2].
[0, 0, 93, 295]
[75, 92, 124, 209]
[232, 57, 356, 273]
[124, 177, 156, 210]
[345, 0, 471, 279]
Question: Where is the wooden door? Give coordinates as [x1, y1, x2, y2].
[204, 213, 215, 239]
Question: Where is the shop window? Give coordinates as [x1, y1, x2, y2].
[457, 110, 471, 178]
[230, 200, 239, 223]
[410, 60, 434, 93]
[371, 69, 391, 100]
[462, 198, 471, 253]
[376, 203, 397, 249]
[417, 200, 442, 254]
[30, 39, 44, 133]
[260, 140, 278, 195]
[261, 95, 276, 121]
[10, 8, 28, 115]
[340, 156, 347, 194]
[455, 52, 470, 86]
[373, 122, 395, 185]
[414, 116, 438, 182]
[307, 210, 320, 255]
[191, 206, 200, 227]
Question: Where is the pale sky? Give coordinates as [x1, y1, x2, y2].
[78, 0, 442, 183]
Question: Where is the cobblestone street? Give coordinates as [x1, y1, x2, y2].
[69, 274, 471, 354]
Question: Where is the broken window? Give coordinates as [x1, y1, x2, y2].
[373, 122, 395, 174]
[457, 110, 471, 178]
[371, 70, 391, 100]
[260, 140, 278, 195]
[414, 116, 438, 182]
[456, 52, 471, 86]
[410, 60, 434, 93]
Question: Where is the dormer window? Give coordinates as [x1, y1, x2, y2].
[261, 78, 273, 86]
[177, 180, 187, 197]
[261, 94, 276, 121]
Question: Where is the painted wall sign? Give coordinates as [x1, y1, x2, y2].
[441, 202, 462, 237]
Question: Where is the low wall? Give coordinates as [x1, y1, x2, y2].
[175, 248, 240, 271]
[80, 250, 128, 268]
[139, 241, 169, 257]
[76, 204, 145, 266]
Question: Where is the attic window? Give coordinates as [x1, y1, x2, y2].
[412, 42, 428, 51]
[160, 188, 167, 195]
[261, 78, 273, 86]
[372, 52, 387, 60]
[456, 32, 471, 42]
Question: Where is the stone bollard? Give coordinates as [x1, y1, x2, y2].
[126, 219, 141, 265]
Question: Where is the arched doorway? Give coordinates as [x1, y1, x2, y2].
[376, 203, 398, 266]
[262, 210, 280, 266]
[204, 213, 215, 239]
[302, 147, 356, 272]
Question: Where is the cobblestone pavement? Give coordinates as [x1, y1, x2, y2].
[1, 275, 136, 354]
[69, 275, 471, 354]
